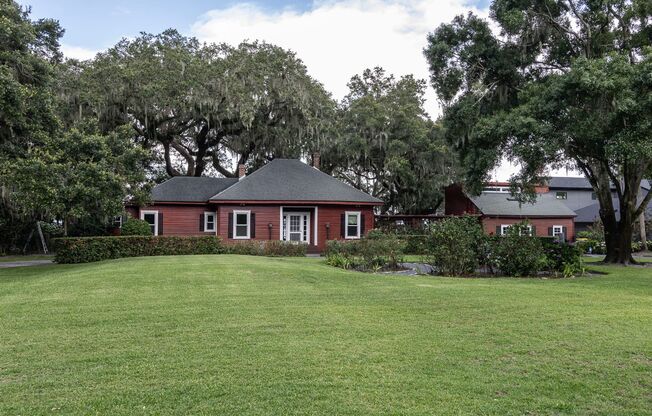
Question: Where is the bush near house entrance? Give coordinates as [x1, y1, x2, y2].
[224, 240, 307, 257]
[120, 218, 152, 236]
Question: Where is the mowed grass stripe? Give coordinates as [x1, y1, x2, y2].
[1, 255, 651, 415]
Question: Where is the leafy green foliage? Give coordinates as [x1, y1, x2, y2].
[120, 218, 152, 236]
[5, 125, 151, 235]
[324, 234, 406, 271]
[489, 224, 548, 277]
[323, 67, 457, 214]
[54, 236, 225, 263]
[424, 216, 486, 276]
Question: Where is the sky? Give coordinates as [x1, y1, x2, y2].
[19, 0, 578, 180]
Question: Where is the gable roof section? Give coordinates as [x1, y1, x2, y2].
[470, 192, 576, 217]
[152, 177, 239, 202]
[210, 159, 382, 204]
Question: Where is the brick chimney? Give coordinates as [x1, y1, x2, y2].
[238, 164, 246, 179]
[312, 152, 320, 170]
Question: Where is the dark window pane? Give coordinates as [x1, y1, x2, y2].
[236, 225, 248, 237]
[236, 213, 248, 225]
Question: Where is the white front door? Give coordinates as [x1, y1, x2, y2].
[283, 212, 310, 243]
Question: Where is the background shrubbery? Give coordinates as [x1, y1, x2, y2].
[326, 217, 584, 277]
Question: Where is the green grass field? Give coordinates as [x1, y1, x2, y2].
[1, 255, 651, 415]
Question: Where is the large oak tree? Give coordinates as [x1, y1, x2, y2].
[64, 30, 335, 177]
[425, 0, 652, 263]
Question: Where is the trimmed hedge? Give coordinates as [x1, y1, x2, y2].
[324, 234, 406, 271]
[54, 236, 225, 263]
[54, 236, 308, 263]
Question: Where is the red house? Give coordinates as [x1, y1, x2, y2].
[445, 184, 577, 240]
[127, 158, 383, 252]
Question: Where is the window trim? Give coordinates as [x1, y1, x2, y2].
[345, 211, 361, 239]
[140, 210, 159, 236]
[113, 215, 123, 228]
[555, 191, 568, 200]
[552, 225, 564, 237]
[204, 211, 216, 233]
[233, 210, 251, 240]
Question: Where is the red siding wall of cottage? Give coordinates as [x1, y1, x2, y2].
[216, 204, 375, 250]
[129, 203, 376, 250]
[482, 217, 575, 240]
[132, 204, 216, 236]
[217, 205, 281, 242]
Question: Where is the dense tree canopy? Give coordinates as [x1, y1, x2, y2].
[63, 31, 336, 177]
[0, 2, 151, 251]
[324, 68, 457, 214]
[425, 0, 652, 263]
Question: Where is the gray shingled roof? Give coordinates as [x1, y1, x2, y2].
[574, 203, 624, 223]
[470, 193, 576, 217]
[152, 177, 239, 202]
[210, 159, 382, 204]
[548, 177, 600, 190]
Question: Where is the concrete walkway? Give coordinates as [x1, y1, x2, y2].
[0, 260, 54, 269]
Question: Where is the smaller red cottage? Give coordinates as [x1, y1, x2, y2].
[127, 158, 383, 252]
[445, 184, 577, 241]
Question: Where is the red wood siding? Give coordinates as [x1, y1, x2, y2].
[481, 217, 575, 240]
[316, 205, 375, 250]
[135, 204, 216, 236]
[217, 205, 281, 242]
[445, 185, 479, 215]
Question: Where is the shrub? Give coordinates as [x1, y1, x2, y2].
[121, 218, 152, 236]
[542, 239, 584, 277]
[54, 236, 224, 263]
[489, 223, 548, 277]
[324, 233, 406, 271]
[425, 216, 485, 276]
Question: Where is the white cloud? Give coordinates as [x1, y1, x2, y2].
[191, 0, 487, 119]
[61, 43, 99, 60]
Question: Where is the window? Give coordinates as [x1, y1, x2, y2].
[233, 210, 250, 239]
[113, 216, 123, 228]
[591, 192, 597, 200]
[552, 225, 564, 237]
[141, 210, 158, 236]
[483, 186, 509, 193]
[345, 211, 361, 239]
[204, 212, 216, 232]
[556, 191, 567, 200]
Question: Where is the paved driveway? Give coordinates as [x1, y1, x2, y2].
[0, 260, 54, 269]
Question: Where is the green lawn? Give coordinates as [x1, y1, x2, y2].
[1, 256, 651, 415]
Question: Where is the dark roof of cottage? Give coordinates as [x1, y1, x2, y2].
[470, 192, 576, 217]
[210, 159, 383, 204]
[151, 176, 239, 202]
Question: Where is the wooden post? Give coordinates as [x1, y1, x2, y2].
[37, 221, 48, 254]
[639, 212, 648, 252]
